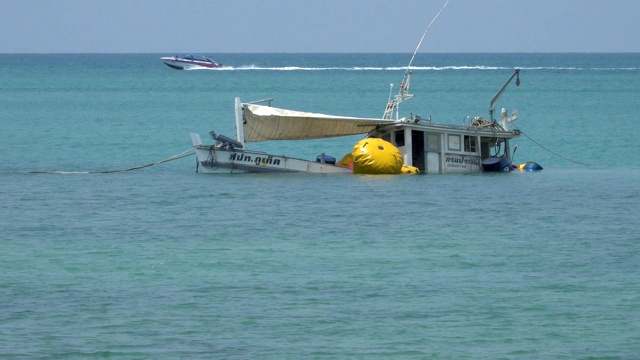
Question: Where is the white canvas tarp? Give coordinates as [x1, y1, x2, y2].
[242, 104, 392, 142]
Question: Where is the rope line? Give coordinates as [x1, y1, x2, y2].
[520, 131, 592, 166]
[26, 148, 195, 174]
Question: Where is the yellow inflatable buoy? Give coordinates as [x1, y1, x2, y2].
[337, 153, 354, 168]
[351, 138, 403, 174]
[401, 164, 420, 174]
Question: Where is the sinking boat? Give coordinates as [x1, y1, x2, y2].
[160, 54, 222, 70]
[189, 67, 541, 174]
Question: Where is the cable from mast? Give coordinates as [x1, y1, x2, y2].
[405, 0, 451, 73]
[383, 0, 451, 120]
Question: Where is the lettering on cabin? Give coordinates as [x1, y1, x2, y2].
[445, 157, 479, 169]
[229, 153, 282, 166]
[445, 157, 479, 165]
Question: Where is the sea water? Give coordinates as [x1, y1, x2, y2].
[1, 53, 639, 359]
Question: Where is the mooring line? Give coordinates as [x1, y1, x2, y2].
[25, 149, 195, 174]
[520, 131, 592, 166]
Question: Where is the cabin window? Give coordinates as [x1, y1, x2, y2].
[464, 135, 477, 153]
[448, 134, 461, 151]
[426, 133, 439, 151]
[395, 130, 405, 147]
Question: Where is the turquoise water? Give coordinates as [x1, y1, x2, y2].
[1, 53, 639, 359]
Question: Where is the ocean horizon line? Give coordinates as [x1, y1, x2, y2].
[2, 51, 640, 55]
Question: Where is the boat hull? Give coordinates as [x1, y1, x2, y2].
[160, 57, 221, 70]
[193, 146, 352, 174]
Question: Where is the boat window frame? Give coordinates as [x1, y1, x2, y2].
[448, 134, 461, 151]
[464, 135, 477, 153]
[426, 133, 439, 151]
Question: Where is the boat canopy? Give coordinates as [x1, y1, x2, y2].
[242, 104, 393, 142]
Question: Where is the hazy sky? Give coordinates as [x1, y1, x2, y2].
[2, 0, 638, 53]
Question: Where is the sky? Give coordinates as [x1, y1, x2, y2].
[1, 0, 638, 53]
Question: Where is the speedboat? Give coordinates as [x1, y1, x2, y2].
[160, 54, 222, 70]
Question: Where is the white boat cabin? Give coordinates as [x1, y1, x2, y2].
[373, 120, 519, 174]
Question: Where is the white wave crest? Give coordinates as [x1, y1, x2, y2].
[196, 65, 638, 71]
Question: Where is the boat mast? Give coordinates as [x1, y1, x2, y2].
[235, 97, 245, 145]
[382, 0, 450, 120]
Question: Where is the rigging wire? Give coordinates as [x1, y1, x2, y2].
[405, 0, 451, 72]
[25, 148, 195, 175]
[384, 0, 451, 120]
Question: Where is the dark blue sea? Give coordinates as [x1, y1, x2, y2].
[1, 53, 639, 359]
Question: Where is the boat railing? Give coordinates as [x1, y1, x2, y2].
[245, 98, 275, 106]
